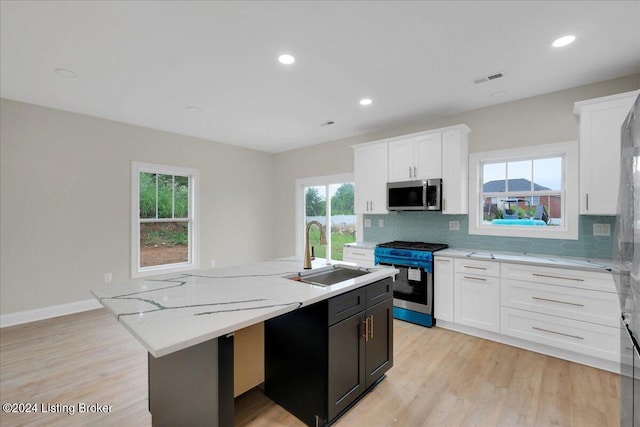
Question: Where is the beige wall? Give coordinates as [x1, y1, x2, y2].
[272, 74, 640, 258]
[0, 99, 276, 315]
[2, 73, 638, 316]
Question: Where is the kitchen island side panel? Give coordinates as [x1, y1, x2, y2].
[148, 335, 234, 427]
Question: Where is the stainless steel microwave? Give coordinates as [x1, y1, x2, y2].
[387, 179, 442, 211]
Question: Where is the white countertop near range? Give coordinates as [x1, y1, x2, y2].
[92, 257, 396, 358]
[435, 248, 612, 272]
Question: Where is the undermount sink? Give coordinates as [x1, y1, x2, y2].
[287, 265, 371, 287]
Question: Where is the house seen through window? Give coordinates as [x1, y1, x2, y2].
[481, 157, 563, 227]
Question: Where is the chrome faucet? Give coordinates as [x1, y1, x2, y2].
[304, 220, 327, 269]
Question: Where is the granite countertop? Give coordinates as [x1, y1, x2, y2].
[435, 248, 612, 272]
[91, 257, 396, 358]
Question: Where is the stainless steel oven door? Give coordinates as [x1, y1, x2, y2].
[381, 263, 433, 315]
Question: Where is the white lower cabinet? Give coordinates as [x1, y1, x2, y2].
[500, 262, 619, 362]
[434, 256, 454, 322]
[436, 257, 620, 371]
[453, 259, 500, 333]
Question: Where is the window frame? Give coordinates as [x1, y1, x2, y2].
[131, 161, 199, 278]
[468, 141, 579, 240]
[295, 173, 355, 260]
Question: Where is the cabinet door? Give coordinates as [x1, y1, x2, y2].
[414, 133, 442, 180]
[388, 138, 415, 182]
[328, 313, 366, 421]
[354, 143, 388, 214]
[365, 298, 393, 389]
[577, 92, 637, 214]
[441, 127, 469, 214]
[454, 273, 500, 332]
[434, 257, 454, 322]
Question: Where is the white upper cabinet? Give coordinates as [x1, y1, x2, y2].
[574, 90, 639, 215]
[388, 133, 441, 182]
[354, 124, 470, 215]
[353, 142, 388, 214]
[442, 126, 470, 214]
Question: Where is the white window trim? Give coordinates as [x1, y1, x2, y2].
[131, 161, 200, 278]
[295, 173, 355, 258]
[468, 141, 579, 240]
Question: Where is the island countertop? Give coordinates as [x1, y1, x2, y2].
[91, 257, 397, 358]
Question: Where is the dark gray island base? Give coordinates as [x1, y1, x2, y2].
[148, 335, 234, 427]
[143, 275, 394, 426]
[265, 277, 394, 426]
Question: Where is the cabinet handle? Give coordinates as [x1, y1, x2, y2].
[532, 273, 584, 282]
[370, 315, 374, 339]
[362, 317, 370, 342]
[532, 326, 584, 340]
[464, 265, 488, 270]
[352, 252, 366, 256]
[531, 296, 584, 307]
[463, 276, 487, 281]
[413, 166, 417, 177]
[586, 193, 589, 211]
[436, 259, 450, 263]
[409, 166, 412, 178]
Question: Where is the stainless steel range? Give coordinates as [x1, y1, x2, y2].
[374, 241, 448, 327]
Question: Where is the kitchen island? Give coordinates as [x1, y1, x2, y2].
[91, 257, 397, 426]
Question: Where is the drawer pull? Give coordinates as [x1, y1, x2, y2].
[531, 296, 584, 307]
[532, 326, 584, 340]
[463, 276, 487, 282]
[436, 259, 451, 263]
[351, 252, 366, 256]
[464, 265, 488, 270]
[532, 273, 584, 282]
[370, 315, 374, 339]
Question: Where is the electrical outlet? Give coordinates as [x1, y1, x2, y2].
[449, 221, 460, 231]
[378, 219, 384, 228]
[593, 223, 611, 236]
[210, 259, 216, 269]
[364, 219, 372, 228]
[104, 273, 112, 283]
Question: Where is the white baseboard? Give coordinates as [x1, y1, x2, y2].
[0, 299, 102, 328]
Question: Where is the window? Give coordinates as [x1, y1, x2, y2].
[296, 174, 356, 261]
[468, 141, 579, 240]
[131, 162, 199, 278]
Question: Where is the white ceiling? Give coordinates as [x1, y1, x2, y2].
[1, 1, 639, 153]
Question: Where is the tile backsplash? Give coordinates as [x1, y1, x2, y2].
[363, 212, 615, 260]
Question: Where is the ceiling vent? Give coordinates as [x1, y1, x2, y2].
[474, 72, 504, 85]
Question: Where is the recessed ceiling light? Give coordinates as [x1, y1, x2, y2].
[359, 98, 373, 106]
[186, 106, 202, 112]
[278, 54, 295, 65]
[552, 35, 576, 48]
[54, 68, 77, 78]
[491, 91, 508, 98]
[266, 128, 277, 134]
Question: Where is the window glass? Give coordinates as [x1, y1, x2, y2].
[301, 179, 355, 262]
[132, 162, 198, 278]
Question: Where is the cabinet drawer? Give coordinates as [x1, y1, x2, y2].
[343, 246, 375, 264]
[328, 288, 366, 326]
[454, 258, 500, 277]
[366, 277, 393, 307]
[501, 278, 619, 327]
[501, 307, 619, 362]
[501, 263, 616, 293]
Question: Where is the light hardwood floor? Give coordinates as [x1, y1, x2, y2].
[0, 309, 619, 427]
